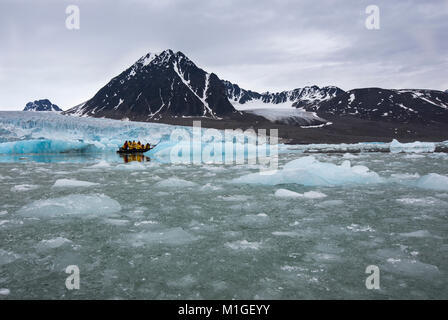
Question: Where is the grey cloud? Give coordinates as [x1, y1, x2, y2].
[0, 0, 447, 110]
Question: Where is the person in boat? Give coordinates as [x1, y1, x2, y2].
[130, 140, 136, 150]
[145, 143, 150, 150]
[137, 141, 142, 150]
[122, 141, 129, 150]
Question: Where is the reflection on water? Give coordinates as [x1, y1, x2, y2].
[119, 153, 151, 163]
[0, 152, 151, 164]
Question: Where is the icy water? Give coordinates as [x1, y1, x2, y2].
[1, 151, 447, 299]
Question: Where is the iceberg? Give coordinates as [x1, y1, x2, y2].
[274, 189, 327, 198]
[18, 194, 121, 218]
[127, 227, 198, 246]
[415, 173, 448, 191]
[233, 156, 382, 186]
[390, 139, 436, 153]
[52, 179, 99, 188]
[36, 237, 72, 250]
[154, 177, 197, 188]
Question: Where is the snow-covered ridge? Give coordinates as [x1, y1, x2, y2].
[306, 88, 448, 124]
[223, 80, 344, 109]
[65, 49, 234, 119]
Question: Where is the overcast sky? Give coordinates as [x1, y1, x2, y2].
[0, 0, 447, 110]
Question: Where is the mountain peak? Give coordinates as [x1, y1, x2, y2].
[24, 99, 62, 112]
[64, 50, 235, 120]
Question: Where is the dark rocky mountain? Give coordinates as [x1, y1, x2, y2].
[64, 50, 236, 120]
[303, 88, 448, 125]
[24, 99, 62, 112]
[223, 80, 344, 108]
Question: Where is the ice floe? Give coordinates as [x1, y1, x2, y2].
[18, 194, 121, 217]
[37, 237, 72, 250]
[225, 240, 261, 250]
[0, 288, 10, 296]
[0, 249, 20, 265]
[237, 213, 270, 228]
[155, 177, 197, 188]
[399, 230, 433, 238]
[90, 160, 111, 168]
[233, 156, 382, 186]
[128, 227, 198, 246]
[390, 139, 436, 153]
[274, 189, 327, 199]
[11, 184, 39, 192]
[52, 179, 99, 188]
[415, 173, 448, 191]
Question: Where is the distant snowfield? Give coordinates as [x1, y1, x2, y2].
[231, 100, 294, 111]
[231, 100, 328, 126]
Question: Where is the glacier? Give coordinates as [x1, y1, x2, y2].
[0, 111, 174, 154]
[0, 112, 280, 164]
[1, 112, 445, 158]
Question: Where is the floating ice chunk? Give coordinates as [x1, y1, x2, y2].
[129, 227, 198, 246]
[154, 177, 197, 188]
[274, 189, 326, 199]
[18, 194, 121, 218]
[37, 237, 72, 250]
[390, 173, 420, 181]
[90, 160, 111, 168]
[383, 258, 440, 278]
[11, 184, 38, 192]
[399, 230, 433, 238]
[0, 220, 11, 226]
[308, 252, 341, 262]
[317, 200, 344, 207]
[274, 189, 303, 198]
[390, 139, 435, 153]
[103, 219, 130, 226]
[233, 156, 382, 186]
[272, 231, 300, 237]
[396, 197, 441, 205]
[347, 224, 375, 232]
[303, 191, 327, 199]
[415, 173, 448, 191]
[218, 195, 250, 201]
[237, 214, 270, 228]
[0, 249, 20, 265]
[167, 275, 196, 288]
[52, 179, 99, 188]
[225, 240, 261, 250]
[114, 162, 147, 170]
[134, 220, 158, 226]
[404, 154, 425, 159]
[342, 153, 358, 159]
[0, 288, 10, 296]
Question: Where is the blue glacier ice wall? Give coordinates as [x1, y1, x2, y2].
[0, 112, 282, 158]
[0, 112, 186, 154]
